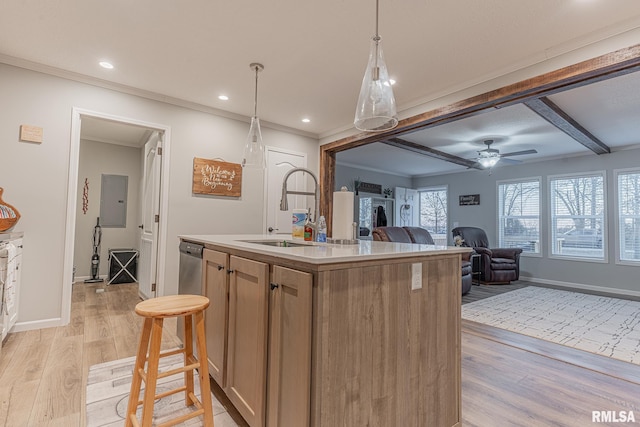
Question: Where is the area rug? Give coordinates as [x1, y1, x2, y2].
[86, 353, 238, 427]
[462, 286, 640, 365]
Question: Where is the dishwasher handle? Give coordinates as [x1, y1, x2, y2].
[179, 241, 204, 258]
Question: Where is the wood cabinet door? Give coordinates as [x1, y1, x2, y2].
[226, 255, 269, 427]
[202, 248, 229, 388]
[267, 265, 312, 427]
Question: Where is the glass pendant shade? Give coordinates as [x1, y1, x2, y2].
[354, 37, 398, 132]
[241, 63, 266, 169]
[242, 116, 265, 168]
[478, 154, 500, 168]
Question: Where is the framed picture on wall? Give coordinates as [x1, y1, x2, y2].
[459, 194, 480, 206]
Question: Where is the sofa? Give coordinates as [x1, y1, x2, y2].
[372, 226, 472, 295]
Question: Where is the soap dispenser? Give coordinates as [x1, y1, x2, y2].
[317, 215, 327, 242]
[304, 208, 313, 241]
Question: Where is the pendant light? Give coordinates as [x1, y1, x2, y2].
[242, 63, 266, 168]
[354, 0, 398, 132]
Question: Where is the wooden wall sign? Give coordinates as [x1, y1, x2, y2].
[192, 157, 242, 197]
[358, 181, 382, 194]
[459, 194, 480, 206]
[19, 124, 43, 143]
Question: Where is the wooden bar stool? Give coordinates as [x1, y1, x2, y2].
[125, 295, 214, 427]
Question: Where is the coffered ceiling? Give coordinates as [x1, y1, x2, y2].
[337, 67, 640, 176]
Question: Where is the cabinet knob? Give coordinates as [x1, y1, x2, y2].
[227, 269, 234, 274]
[217, 265, 224, 271]
[268, 227, 278, 233]
[270, 282, 279, 290]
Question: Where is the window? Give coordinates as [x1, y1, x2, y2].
[550, 173, 605, 259]
[498, 178, 540, 254]
[617, 170, 640, 263]
[419, 187, 447, 245]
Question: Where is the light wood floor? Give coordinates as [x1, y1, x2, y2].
[1, 282, 640, 426]
[0, 282, 182, 426]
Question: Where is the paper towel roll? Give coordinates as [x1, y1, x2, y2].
[332, 188, 354, 240]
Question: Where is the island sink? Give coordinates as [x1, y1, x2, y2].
[240, 239, 314, 248]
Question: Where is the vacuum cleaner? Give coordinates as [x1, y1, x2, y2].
[84, 217, 104, 283]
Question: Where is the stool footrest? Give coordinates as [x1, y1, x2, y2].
[157, 407, 205, 427]
[131, 385, 188, 408]
[137, 361, 200, 384]
[157, 362, 200, 380]
[157, 348, 185, 359]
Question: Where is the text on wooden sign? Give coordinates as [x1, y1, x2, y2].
[192, 157, 242, 197]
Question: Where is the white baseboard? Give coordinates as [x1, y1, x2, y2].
[11, 317, 64, 333]
[519, 276, 640, 298]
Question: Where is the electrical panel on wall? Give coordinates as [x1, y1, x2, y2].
[394, 187, 419, 227]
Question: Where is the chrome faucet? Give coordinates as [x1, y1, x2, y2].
[280, 167, 320, 240]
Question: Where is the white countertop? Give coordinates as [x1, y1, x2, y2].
[180, 234, 471, 265]
[0, 231, 24, 242]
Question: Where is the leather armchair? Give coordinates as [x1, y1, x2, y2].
[451, 226, 522, 284]
[373, 226, 472, 295]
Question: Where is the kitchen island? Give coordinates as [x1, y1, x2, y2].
[180, 234, 469, 427]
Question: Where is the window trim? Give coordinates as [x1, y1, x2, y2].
[614, 167, 640, 266]
[547, 171, 608, 263]
[496, 177, 542, 258]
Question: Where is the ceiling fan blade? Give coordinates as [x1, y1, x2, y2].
[500, 149, 538, 157]
[500, 157, 522, 165]
[468, 161, 481, 169]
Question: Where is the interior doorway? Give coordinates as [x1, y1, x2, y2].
[264, 146, 308, 235]
[61, 108, 170, 324]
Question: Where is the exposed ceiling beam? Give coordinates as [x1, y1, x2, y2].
[524, 97, 610, 155]
[380, 137, 482, 169]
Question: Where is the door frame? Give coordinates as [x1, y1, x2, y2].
[62, 107, 171, 324]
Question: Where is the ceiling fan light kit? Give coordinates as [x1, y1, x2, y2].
[242, 63, 266, 169]
[474, 139, 538, 169]
[354, 0, 398, 132]
[478, 153, 500, 168]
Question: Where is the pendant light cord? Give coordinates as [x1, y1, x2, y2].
[374, 0, 380, 41]
[253, 65, 259, 118]
[373, 0, 380, 78]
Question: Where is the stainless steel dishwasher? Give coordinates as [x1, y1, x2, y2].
[177, 241, 204, 345]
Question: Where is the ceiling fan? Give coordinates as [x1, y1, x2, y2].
[474, 139, 537, 168]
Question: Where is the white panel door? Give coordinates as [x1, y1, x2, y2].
[138, 132, 162, 299]
[265, 147, 307, 235]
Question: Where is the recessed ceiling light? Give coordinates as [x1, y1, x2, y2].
[218, 95, 229, 101]
[99, 61, 114, 69]
[302, 118, 311, 123]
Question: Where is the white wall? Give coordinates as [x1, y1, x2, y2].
[413, 148, 640, 294]
[335, 163, 412, 192]
[0, 63, 319, 328]
[74, 140, 142, 278]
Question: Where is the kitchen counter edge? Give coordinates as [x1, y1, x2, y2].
[179, 234, 472, 265]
